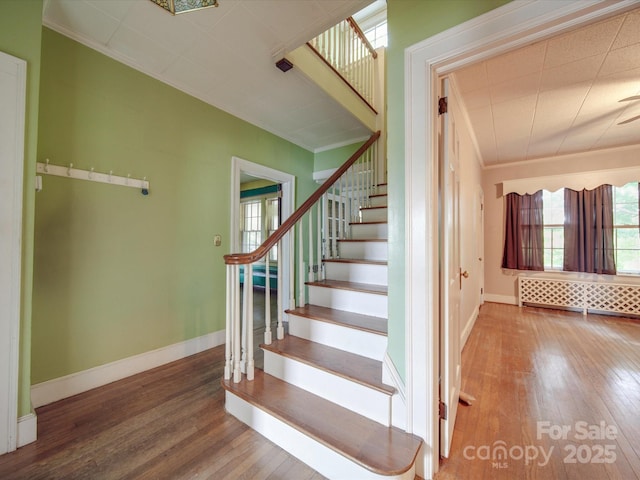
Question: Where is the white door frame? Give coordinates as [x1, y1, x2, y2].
[404, 1, 639, 477]
[0, 50, 26, 455]
[230, 157, 295, 312]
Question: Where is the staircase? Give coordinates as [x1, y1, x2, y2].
[222, 183, 422, 479]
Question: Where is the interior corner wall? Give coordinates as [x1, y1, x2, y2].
[32, 28, 315, 385]
[0, 0, 43, 418]
[482, 144, 640, 302]
[313, 141, 364, 173]
[385, 0, 511, 381]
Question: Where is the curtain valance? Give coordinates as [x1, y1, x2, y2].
[501, 166, 640, 196]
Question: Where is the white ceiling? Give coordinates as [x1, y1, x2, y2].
[42, 0, 374, 152]
[452, 7, 640, 167]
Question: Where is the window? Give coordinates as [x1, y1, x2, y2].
[542, 190, 564, 270]
[240, 195, 280, 261]
[364, 21, 387, 49]
[613, 182, 640, 274]
[539, 182, 640, 274]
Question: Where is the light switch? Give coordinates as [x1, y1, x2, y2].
[214, 234, 222, 247]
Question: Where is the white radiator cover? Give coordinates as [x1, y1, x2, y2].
[518, 273, 640, 316]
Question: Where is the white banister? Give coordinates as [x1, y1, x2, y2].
[298, 222, 305, 307]
[277, 239, 284, 340]
[308, 207, 314, 282]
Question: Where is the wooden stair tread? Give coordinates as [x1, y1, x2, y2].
[306, 279, 387, 295]
[323, 258, 387, 266]
[222, 370, 421, 476]
[350, 220, 387, 225]
[261, 336, 395, 395]
[285, 304, 387, 335]
[369, 193, 388, 198]
[360, 205, 387, 211]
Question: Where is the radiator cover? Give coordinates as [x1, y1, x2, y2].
[518, 274, 640, 316]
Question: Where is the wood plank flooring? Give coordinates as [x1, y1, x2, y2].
[0, 311, 324, 479]
[436, 302, 640, 480]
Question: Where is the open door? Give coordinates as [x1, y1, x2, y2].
[438, 76, 462, 458]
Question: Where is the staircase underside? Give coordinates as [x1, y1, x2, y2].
[222, 370, 422, 478]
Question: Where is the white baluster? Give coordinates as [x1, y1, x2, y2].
[246, 263, 254, 381]
[233, 265, 241, 383]
[298, 222, 305, 307]
[225, 265, 232, 380]
[277, 239, 284, 340]
[317, 201, 323, 280]
[264, 255, 272, 345]
[240, 266, 248, 375]
[308, 206, 314, 282]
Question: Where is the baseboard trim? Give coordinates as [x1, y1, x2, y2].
[31, 330, 225, 408]
[484, 294, 518, 305]
[17, 410, 37, 447]
[461, 305, 479, 348]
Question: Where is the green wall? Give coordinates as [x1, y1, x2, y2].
[313, 141, 365, 172]
[386, 0, 510, 379]
[32, 29, 315, 384]
[0, 0, 43, 417]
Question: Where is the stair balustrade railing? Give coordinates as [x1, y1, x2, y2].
[307, 17, 378, 111]
[224, 131, 380, 383]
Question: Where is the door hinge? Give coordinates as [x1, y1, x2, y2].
[438, 97, 449, 115]
[439, 400, 447, 420]
[438, 96, 448, 115]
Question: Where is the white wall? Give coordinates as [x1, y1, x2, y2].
[482, 144, 640, 303]
[449, 80, 484, 344]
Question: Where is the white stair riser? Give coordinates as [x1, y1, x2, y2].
[338, 241, 387, 261]
[376, 184, 387, 195]
[324, 262, 388, 286]
[350, 223, 388, 239]
[308, 286, 387, 317]
[287, 314, 387, 360]
[225, 392, 415, 480]
[361, 207, 387, 222]
[263, 351, 391, 426]
[369, 195, 388, 207]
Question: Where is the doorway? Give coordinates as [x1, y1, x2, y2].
[0, 51, 26, 454]
[404, 1, 636, 477]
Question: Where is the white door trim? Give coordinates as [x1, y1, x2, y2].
[0, 50, 26, 455]
[230, 157, 296, 312]
[404, 1, 639, 477]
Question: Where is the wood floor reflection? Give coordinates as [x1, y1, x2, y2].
[436, 302, 640, 480]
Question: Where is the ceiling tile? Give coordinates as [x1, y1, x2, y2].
[540, 54, 604, 92]
[486, 42, 546, 85]
[452, 62, 488, 93]
[85, 0, 134, 21]
[489, 71, 541, 105]
[544, 16, 623, 68]
[44, 0, 122, 45]
[611, 9, 640, 50]
[599, 42, 640, 77]
[108, 24, 178, 73]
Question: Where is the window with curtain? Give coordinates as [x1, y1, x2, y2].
[505, 181, 640, 275]
[501, 191, 544, 271]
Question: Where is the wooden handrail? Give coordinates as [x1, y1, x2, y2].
[224, 131, 380, 265]
[347, 17, 378, 59]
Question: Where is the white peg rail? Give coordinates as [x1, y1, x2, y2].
[37, 160, 150, 191]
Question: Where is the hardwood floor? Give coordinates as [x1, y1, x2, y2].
[0, 291, 325, 480]
[436, 302, 640, 480]
[3, 300, 639, 479]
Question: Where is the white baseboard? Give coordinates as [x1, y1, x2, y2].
[461, 305, 479, 347]
[484, 294, 518, 305]
[17, 410, 37, 447]
[31, 330, 225, 408]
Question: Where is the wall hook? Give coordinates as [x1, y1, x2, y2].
[67, 163, 73, 176]
[45, 158, 50, 173]
[109, 170, 113, 182]
[141, 176, 149, 196]
[89, 167, 94, 179]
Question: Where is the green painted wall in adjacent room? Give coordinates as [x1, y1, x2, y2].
[32, 28, 315, 384]
[0, 0, 43, 417]
[385, 0, 511, 380]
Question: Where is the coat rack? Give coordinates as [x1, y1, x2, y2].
[36, 159, 150, 195]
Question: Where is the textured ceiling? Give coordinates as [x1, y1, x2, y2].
[452, 7, 640, 167]
[42, 0, 373, 152]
